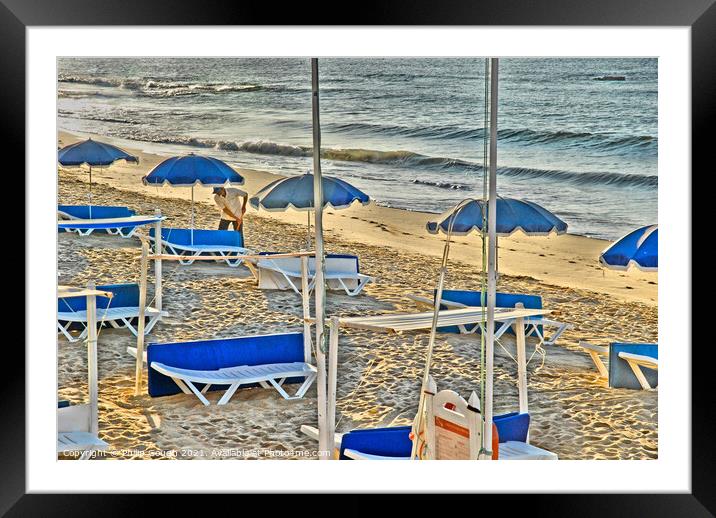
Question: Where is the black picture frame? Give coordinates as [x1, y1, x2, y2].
[4, 0, 709, 512]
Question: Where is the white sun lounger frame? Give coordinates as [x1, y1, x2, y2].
[57, 306, 164, 343]
[150, 361, 318, 406]
[151, 236, 253, 267]
[251, 256, 374, 296]
[57, 214, 164, 238]
[407, 293, 572, 346]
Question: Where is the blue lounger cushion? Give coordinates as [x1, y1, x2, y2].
[493, 412, 530, 443]
[58, 205, 136, 233]
[147, 332, 306, 397]
[338, 412, 529, 459]
[436, 290, 543, 336]
[150, 227, 244, 249]
[58, 205, 136, 220]
[58, 283, 139, 313]
[609, 343, 658, 389]
[339, 426, 413, 460]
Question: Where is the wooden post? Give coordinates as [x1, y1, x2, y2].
[301, 256, 312, 363]
[86, 281, 99, 436]
[154, 209, 163, 312]
[134, 240, 149, 396]
[423, 376, 437, 460]
[514, 302, 529, 416]
[327, 316, 339, 457]
[467, 392, 482, 460]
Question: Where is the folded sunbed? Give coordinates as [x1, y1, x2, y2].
[57, 402, 108, 459]
[250, 253, 374, 296]
[407, 290, 572, 346]
[149, 227, 252, 267]
[578, 341, 658, 390]
[147, 331, 316, 406]
[57, 205, 155, 238]
[57, 283, 163, 343]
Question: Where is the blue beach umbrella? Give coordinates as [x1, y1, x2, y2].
[58, 138, 139, 216]
[599, 224, 657, 271]
[250, 172, 370, 246]
[143, 153, 244, 234]
[427, 197, 568, 237]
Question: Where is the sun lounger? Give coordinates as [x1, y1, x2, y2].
[58, 283, 163, 343]
[407, 290, 571, 346]
[578, 341, 658, 390]
[251, 253, 374, 296]
[147, 331, 316, 405]
[57, 205, 158, 238]
[331, 406, 555, 460]
[57, 402, 108, 459]
[149, 227, 252, 267]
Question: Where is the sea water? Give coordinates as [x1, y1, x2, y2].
[57, 57, 657, 240]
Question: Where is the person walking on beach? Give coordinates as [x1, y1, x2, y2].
[213, 187, 247, 232]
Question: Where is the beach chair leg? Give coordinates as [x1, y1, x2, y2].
[217, 383, 242, 405]
[625, 360, 654, 390]
[201, 384, 212, 394]
[121, 318, 140, 337]
[267, 378, 295, 400]
[294, 373, 317, 398]
[182, 379, 212, 406]
[588, 351, 609, 378]
[171, 378, 194, 396]
[544, 323, 569, 347]
[57, 321, 79, 342]
[144, 315, 160, 335]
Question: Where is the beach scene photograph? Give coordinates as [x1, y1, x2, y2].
[56, 56, 658, 462]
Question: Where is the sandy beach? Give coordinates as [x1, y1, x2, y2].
[57, 131, 658, 460]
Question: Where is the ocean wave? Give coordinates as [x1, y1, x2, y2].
[115, 131, 656, 190]
[58, 75, 264, 98]
[325, 121, 656, 154]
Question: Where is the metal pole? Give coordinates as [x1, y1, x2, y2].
[86, 281, 99, 436]
[311, 57, 330, 459]
[482, 57, 499, 459]
[190, 185, 195, 246]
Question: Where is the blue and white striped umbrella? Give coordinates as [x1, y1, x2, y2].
[249, 172, 369, 211]
[426, 197, 568, 237]
[599, 224, 658, 271]
[143, 153, 244, 187]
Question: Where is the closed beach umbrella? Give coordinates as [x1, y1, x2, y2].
[426, 197, 568, 237]
[249, 172, 370, 247]
[58, 138, 139, 217]
[143, 153, 244, 236]
[599, 224, 657, 271]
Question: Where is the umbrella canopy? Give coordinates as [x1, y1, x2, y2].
[249, 172, 369, 211]
[58, 138, 138, 167]
[143, 153, 244, 187]
[599, 224, 657, 271]
[426, 197, 567, 237]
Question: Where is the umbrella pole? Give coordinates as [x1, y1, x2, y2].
[88, 165, 92, 219]
[191, 185, 195, 246]
[307, 210, 312, 250]
[482, 57, 499, 460]
[311, 58, 331, 459]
